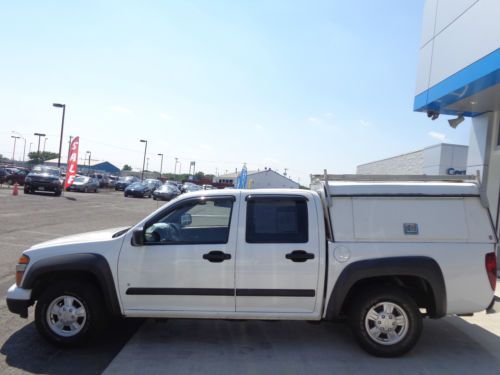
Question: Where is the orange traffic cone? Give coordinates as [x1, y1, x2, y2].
[12, 183, 19, 196]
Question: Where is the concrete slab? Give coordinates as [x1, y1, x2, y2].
[104, 311, 500, 375]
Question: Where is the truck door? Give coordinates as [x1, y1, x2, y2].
[118, 194, 238, 313]
[235, 194, 320, 313]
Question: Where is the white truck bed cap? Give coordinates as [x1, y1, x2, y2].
[326, 181, 479, 196]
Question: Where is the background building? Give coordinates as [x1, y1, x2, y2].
[44, 158, 120, 174]
[415, 0, 500, 252]
[214, 169, 299, 189]
[357, 143, 468, 175]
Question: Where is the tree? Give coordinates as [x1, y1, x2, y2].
[0, 154, 9, 163]
[122, 164, 132, 171]
[27, 151, 59, 165]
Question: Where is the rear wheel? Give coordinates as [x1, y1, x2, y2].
[348, 287, 422, 357]
[35, 280, 106, 347]
[54, 189, 62, 197]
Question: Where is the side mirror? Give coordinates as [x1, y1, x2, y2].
[181, 213, 192, 227]
[132, 227, 144, 246]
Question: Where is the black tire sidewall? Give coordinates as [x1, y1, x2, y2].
[348, 287, 422, 357]
[35, 281, 104, 347]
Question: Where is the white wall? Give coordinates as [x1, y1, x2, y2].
[467, 111, 500, 239]
[357, 144, 468, 175]
[248, 170, 299, 189]
[416, 0, 500, 96]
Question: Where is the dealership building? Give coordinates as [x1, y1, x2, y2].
[357, 143, 468, 176]
[214, 169, 299, 189]
[414, 0, 500, 243]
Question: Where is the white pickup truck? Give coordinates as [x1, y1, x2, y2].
[6, 174, 498, 357]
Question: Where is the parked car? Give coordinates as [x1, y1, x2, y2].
[124, 182, 152, 198]
[152, 184, 181, 201]
[115, 176, 139, 191]
[90, 173, 109, 188]
[66, 176, 99, 193]
[143, 179, 162, 192]
[183, 183, 202, 193]
[108, 175, 118, 187]
[6, 175, 496, 356]
[24, 165, 62, 196]
[2, 168, 28, 185]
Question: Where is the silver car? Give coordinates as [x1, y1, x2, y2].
[66, 176, 99, 193]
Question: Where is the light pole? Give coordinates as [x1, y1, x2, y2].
[11, 136, 20, 163]
[157, 153, 164, 179]
[12, 131, 26, 162]
[28, 142, 32, 156]
[86, 151, 91, 173]
[34, 132, 46, 161]
[140, 139, 147, 181]
[174, 157, 178, 178]
[43, 137, 48, 152]
[53, 103, 66, 168]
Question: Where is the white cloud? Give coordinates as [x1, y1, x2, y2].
[359, 120, 372, 127]
[428, 131, 446, 141]
[111, 106, 132, 114]
[160, 113, 172, 121]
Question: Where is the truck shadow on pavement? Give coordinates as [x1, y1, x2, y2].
[104, 317, 500, 375]
[1, 318, 143, 375]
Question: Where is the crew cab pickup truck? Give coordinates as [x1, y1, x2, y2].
[6, 174, 498, 357]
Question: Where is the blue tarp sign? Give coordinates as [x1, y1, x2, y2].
[236, 164, 248, 189]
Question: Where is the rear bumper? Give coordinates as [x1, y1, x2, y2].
[6, 284, 32, 318]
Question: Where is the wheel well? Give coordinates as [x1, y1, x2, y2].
[31, 271, 104, 305]
[340, 275, 437, 317]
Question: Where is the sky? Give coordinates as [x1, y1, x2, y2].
[0, 0, 472, 184]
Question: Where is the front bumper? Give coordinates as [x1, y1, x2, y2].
[25, 181, 61, 192]
[125, 190, 146, 197]
[6, 284, 32, 318]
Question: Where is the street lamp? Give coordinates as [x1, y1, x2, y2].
[12, 131, 26, 162]
[34, 132, 46, 161]
[43, 137, 48, 152]
[140, 140, 147, 181]
[53, 103, 66, 168]
[174, 157, 178, 178]
[86, 151, 91, 173]
[157, 153, 164, 179]
[11, 136, 20, 163]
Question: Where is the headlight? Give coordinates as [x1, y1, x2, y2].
[16, 254, 30, 286]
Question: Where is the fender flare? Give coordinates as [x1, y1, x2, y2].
[22, 253, 121, 316]
[325, 256, 447, 319]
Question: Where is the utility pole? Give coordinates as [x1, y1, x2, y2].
[140, 139, 147, 181]
[53, 103, 66, 167]
[174, 157, 178, 177]
[43, 137, 48, 152]
[158, 153, 164, 179]
[11, 136, 20, 163]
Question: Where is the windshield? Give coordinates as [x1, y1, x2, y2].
[128, 182, 143, 188]
[32, 165, 60, 176]
[74, 176, 89, 183]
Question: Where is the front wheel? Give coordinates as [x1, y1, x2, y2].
[34, 280, 105, 347]
[348, 287, 422, 357]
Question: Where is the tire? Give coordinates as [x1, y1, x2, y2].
[34, 280, 106, 347]
[124, 193, 128, 197]
[24, 187, 30, 194]
[348, 287, 422, 357]
[54, 190, 62, 197]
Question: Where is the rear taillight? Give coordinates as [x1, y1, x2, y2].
[485, 252, 497, 291]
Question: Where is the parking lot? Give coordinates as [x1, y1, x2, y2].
[1, 186, 500, 374]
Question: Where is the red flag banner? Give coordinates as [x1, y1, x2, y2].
[65, 136, 80, 189]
